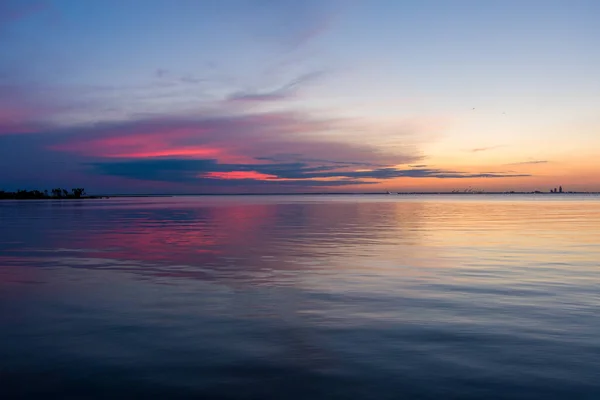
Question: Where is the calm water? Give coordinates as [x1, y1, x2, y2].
[1, 195, 599, 399]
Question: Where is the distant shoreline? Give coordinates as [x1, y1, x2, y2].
[93, 192, 600, 197]
[0, 196, 109, 200]
[2, 192, 599, 200]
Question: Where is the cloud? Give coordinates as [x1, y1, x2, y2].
[0, 15, 449, 194]
[469, 145, 504, 153]
[256, 155, 381, 167]
[0, 60, 441, 192]
[88, 158, 529, 188]
[506, 160, 549, 165]
[227, 70, 324, 102]
[227, 89, 290, 103]
[0, 98, 528, 191]
[89, 158, 373, 187]
[48, 110, 418, 166]
[155, 68, 169, 78]
[155, 69, 204, 84]
[247, 0, 340, 50]
[180, 75, 203, 84]
[0, 77, 213, 133]
[1, 75, 516, 190]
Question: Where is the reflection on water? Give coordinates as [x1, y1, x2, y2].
[1, 195, 599, 399]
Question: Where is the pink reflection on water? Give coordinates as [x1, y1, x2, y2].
[78, 203, 278, 267]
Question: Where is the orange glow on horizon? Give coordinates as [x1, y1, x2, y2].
[203, 171, 279, 180]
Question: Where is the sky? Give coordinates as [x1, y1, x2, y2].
[1, 0, 599, 194]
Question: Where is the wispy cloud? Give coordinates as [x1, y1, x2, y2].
[227, 89, 290, 103]
[256, 155, 382, 167]
[180, 75, 203, 84]
[155, 69, 205, 85]
[506, 160, 549, 165]
[248, 0, 340, 51]
[469, 145, 504, 153]
[227, 70, 325, 102]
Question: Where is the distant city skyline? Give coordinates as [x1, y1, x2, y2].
[1, 0, 599, 194]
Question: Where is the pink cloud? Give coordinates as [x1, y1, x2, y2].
[52, 129, 227, 159]
[48, 111, 419, 167]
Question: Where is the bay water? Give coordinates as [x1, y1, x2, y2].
[1, 195, 599, 399]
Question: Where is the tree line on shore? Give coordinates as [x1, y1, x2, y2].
[0, 188, 87, 199]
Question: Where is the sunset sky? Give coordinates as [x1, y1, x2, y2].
[1, 0, 599, 193]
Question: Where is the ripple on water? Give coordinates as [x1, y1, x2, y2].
[1, 195, 599, 399]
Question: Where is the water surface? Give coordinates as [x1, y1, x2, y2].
[1, 195, 599, 399]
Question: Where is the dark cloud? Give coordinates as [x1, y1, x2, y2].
[89, 158, 371, 187]
[89, 158, 530, 187]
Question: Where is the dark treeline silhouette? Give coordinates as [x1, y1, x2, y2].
[0, 188, 88, 200]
